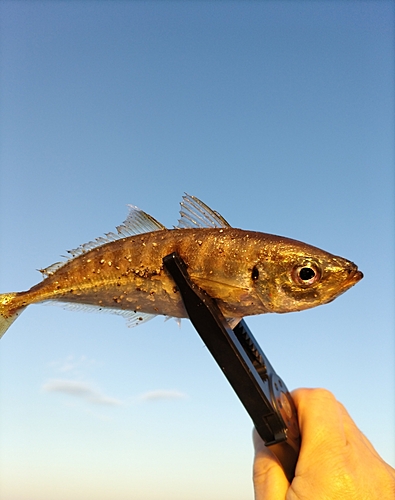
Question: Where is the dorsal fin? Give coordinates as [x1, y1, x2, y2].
[177, 194, 231, 229]
[67, 205, 166, 258]
[40, 205, 166, 276]
[116, 205, 166, 237]
[39, 262, 65, 278]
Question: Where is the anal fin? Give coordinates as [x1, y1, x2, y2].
[45, 301, 157, 328]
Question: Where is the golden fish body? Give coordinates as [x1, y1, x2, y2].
[0, 195, 363, 337]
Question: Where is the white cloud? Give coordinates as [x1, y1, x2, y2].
[138, 389, 187, 401]
[42, 379, 123, 406]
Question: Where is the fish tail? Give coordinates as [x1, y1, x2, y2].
[0, 293, 25, 339]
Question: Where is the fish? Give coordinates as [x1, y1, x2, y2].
[0, 194, 363, 339]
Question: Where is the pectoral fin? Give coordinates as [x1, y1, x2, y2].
[190, 276, 250, 302]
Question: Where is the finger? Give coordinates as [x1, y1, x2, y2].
[290, 388, 347, 464]
[337, 401, 384, 458]
[253, 429, 289, 499]
[291, 388, 345, 440]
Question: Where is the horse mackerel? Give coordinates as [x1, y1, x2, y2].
[0, 194, 363, 338]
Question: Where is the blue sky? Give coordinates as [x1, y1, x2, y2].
[0, 1, 393, 499]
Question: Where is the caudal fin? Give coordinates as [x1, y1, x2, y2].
[0, 293, 25, 339]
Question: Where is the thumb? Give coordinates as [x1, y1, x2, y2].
[253, 429, 289, 500]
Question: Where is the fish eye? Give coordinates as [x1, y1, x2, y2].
[292, 264, 320, 286]
[300, 267, 315, 281]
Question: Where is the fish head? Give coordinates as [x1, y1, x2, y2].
[252, 238, 363, 313]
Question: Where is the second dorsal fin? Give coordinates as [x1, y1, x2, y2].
[40, 205, 167, 277]
[67, 205, 166, 258]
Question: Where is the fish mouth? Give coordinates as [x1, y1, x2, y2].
[345, 266, 363, 287]
[354, 269, 363, 281]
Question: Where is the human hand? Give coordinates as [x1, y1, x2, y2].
[253, 388, 395, 500]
